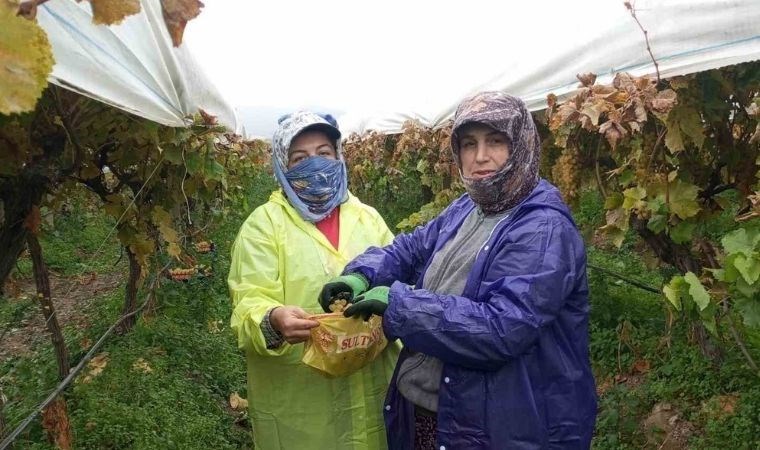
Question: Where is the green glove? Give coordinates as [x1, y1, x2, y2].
[343, 286, 390, 320]
[318, 273, 369, 313]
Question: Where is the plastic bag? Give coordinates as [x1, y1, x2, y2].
[302, 313, 388, 378]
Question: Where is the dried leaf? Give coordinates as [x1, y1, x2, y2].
[0, 2, 55, 114]
[718, 395, 738, 415]
[557, 104, 580, 127]
[546, 93, 558, 109]
[632, 359, 651, 374]
[132, 358, 153, 373]
[580, 101, 604, 127]
[229, 392, 248, 411]
[650, 89, 677, 113]
[17, 1, 38, 19]
[612, 72, 635, 92]
[160, 0, 204, 47]
[599, 121, 627, 149]
[603, 90, 628, 105]
[89, 0, 141, 25]
[633, 99, 648, 123]
[576, 73, 597, 87]
[207, 319, 223, 333]
[199, 108, 218, 125]
[79, 352, 109, 383]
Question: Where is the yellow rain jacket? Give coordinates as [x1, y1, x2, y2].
[228, 190, 400, 450]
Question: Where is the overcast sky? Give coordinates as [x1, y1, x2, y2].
[182, 0, 611, 123]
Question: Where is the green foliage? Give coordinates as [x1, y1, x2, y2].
[3, 164, 760, 448]
[13, 187, 120, 277]
[542, 62, 760, 342]
[0, 204, 252, 449]
[691, 386, 760, 448]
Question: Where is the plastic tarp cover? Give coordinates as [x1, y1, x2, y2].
[37, 0, 238, 131]
[340, 0, 760, 134]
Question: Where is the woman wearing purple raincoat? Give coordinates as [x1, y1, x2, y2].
[319, 92, 597, 450]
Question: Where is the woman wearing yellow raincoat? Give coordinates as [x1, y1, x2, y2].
[228, 111, 399, 450]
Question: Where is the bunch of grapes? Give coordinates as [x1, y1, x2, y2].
[168, 264, 212, 282]
[551, 147, 582, 203]
[194, 241, 214, 253]
[168, 267, 197, 281]
[328, 292, 351, 313]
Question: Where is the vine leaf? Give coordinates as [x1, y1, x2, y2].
[90, 0, 141, 25]
[683, 272, 711, 311]
[160, 0, 204, 47]
[0, 2, 55, 114]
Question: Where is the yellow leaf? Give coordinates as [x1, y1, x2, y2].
[152, 206, 180, 243]
[79, 352, 109, 383]
[89, 0, 141, 25]
[622, 186, 646, 211]
[0, 2, 55, 114]
[167, 242, 182, 258]
[129, 233, 155, 266]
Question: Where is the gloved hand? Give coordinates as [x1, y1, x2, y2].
[318, 273, 369, 313]
[343, 286, 390, 320]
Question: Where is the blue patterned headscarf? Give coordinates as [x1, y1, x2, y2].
[271, 111, 348, 222]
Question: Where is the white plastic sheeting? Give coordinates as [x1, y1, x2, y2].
[339, 0, 760, 134]
[37, 0, 238, 130]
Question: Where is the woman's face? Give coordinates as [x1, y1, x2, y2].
[457, 123, 510, 179]
[287, 130, 337, 168]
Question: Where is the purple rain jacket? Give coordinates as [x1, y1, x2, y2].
[344, 179, 597, 450]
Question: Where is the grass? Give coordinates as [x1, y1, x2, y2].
[0, 182, 267, 449]
[13, 190, 121, 278]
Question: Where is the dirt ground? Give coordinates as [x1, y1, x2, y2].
[1, 271, 123, 363]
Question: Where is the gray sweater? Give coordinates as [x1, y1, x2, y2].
[396, 207, 510, 413]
